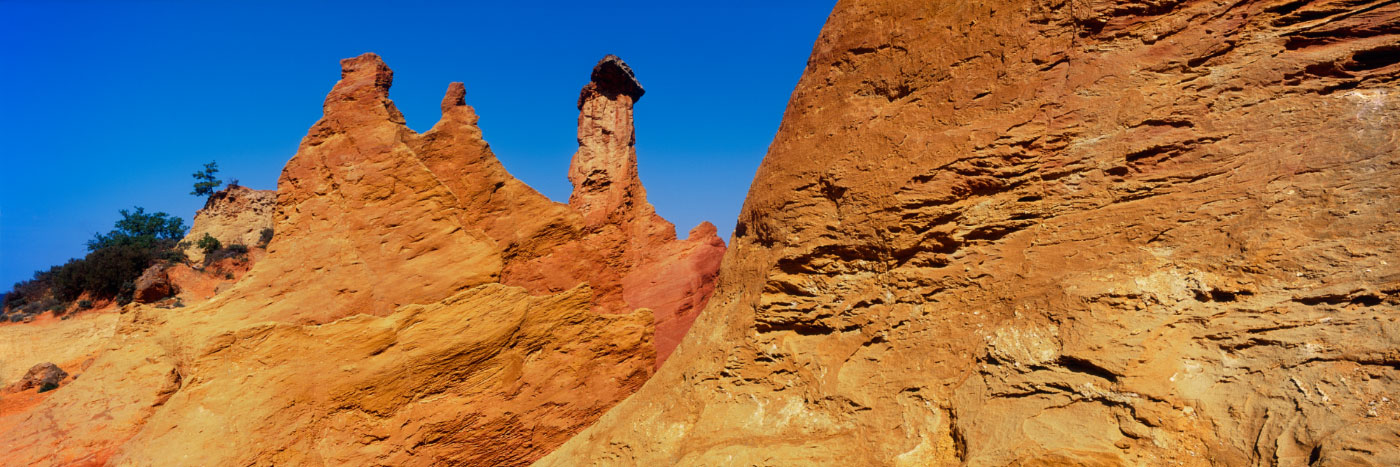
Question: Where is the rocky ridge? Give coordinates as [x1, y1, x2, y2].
[224, 55, 724, 366]
[0, 53, 722, 465]
[543, 0, 1400, 465]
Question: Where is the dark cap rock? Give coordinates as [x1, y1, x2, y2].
[578, 55, 645, 109]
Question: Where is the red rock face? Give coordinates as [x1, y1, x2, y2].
[543, 1, 1400, 465]
[497, 54, 728, 365]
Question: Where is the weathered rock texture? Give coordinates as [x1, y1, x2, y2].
[544, 1, 1400, 465]
[227, 54, 725, 358]
[180, 185, 275, 263]
[0, 54, 720, 465]
[111, 285, 652, 466]
[5, 363, 68, 393]
[132, 264, 177, 304]
[0, 310, 115, 386]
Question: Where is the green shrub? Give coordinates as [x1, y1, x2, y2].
[197, 234, 222, 254]
[160, 248, 189, 264]
[4, 267, 60, 315]
[203, 243, 249, 268]
[117, 281, 136, 305]
[6, 207, 184, 310]
[87, 207, 186, 252]
[77, 300, 94, 309]
[38, 381, 59, 393]
[53, 241, 168, 302]
[258, 228, 274, 247]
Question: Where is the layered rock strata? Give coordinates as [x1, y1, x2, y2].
[544, 1, 1400, 465]
[0, 53, 721, 465]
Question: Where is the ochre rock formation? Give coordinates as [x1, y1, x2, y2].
[4, 363, 68, 393]
[505, 54, 726, 364]
[132, 264, 177, 304]
[109, 285, 652, 466]
[180, 185, 275, 263]
[226, 54, 724, 364]
[543, 1, 1400, 465]
[0, 53, 720, 465]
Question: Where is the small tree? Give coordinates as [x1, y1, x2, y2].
[191, 161, 222, 197]
[87, 207, 187, 252]
[197, 234, 222, 254]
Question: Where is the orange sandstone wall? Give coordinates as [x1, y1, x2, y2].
[542, 1, 1400, 465]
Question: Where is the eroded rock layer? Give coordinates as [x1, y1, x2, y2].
[543, 1, 1400, 465]
[0, 54, 721, 465]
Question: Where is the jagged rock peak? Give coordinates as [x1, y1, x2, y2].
[0, 51, 726, 466]
[441, 81, 467, 112]
[340, 52, 393, 90]
[578, 54, 645, 109]
[321, 52, 404, 125]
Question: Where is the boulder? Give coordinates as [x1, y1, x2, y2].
[132, 264, 177, 303]
[9, 362, 68, 393]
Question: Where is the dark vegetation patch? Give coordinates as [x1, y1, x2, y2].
[3, 207, 187, 321]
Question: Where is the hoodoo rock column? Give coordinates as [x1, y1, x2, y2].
[569, 55, 648, 227]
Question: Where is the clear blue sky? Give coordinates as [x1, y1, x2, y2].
[0, 1, 833, 291]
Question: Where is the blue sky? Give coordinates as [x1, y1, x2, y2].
[0, 1, 833, 290]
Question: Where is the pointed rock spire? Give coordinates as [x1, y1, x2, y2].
[340, 52, 394, 90]
[568, 55, 650, 226]
[434, 81, 480, 127]
[320, 52, 405, 125]
[442, 81, 467, 112]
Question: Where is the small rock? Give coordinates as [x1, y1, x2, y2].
[8, 362, 68, 393]
[134, 264, 178, 303]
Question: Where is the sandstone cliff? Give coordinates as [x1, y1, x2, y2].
[180, 185, 275, 263]
[543, 1, 1400, 465]
[224, 55, 723, 367]
[0, 54, 721, 465]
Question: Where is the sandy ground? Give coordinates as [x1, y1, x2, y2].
[0, 309, 117, 387]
